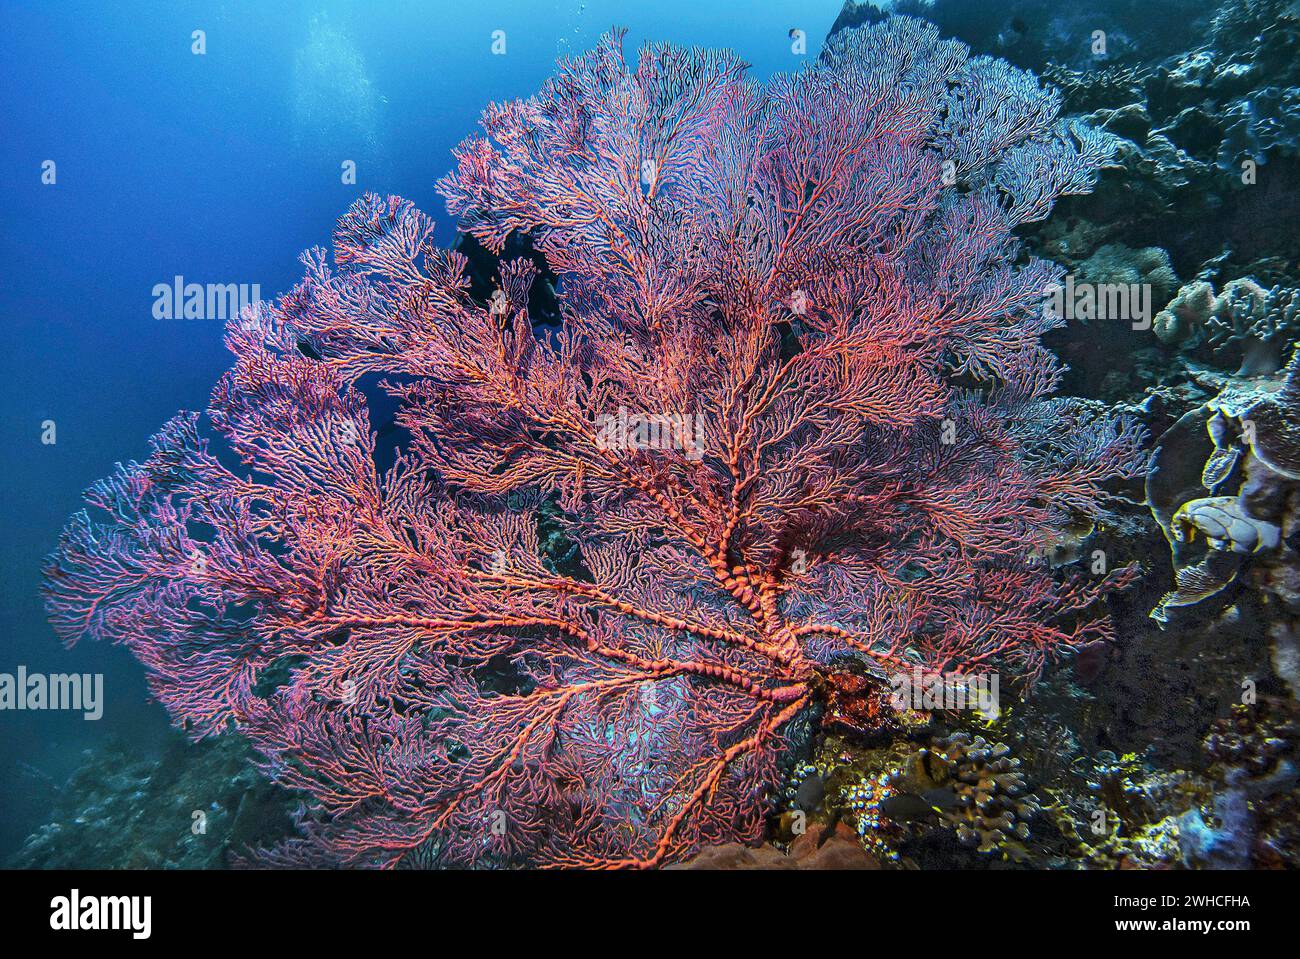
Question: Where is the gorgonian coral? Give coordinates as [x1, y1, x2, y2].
[45, 18, 1146, 867]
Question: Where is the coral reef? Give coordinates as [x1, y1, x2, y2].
[7, 735, 295, 869]
[833, 1, 1209, 73]
[792, 688, 1299, 870]
[669, 822, 878, 870]
[838, 732, 1040, 865]
[815, 10, 1300, 872]
[1155, 278, 1300, 375]
[43, 19, 1142, 868]
[1069, 698, 1300, 869]
[843, 768, 907, 863]
[1201, 697, 1300, 867]
[1147, 349, 1300, 627]
[17, 0, 1293, 874]
[1077, 243, 1179, 310]
[870, 0, 1300, 284]
[924, 733, 1039, 855]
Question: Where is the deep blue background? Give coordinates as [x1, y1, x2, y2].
[0, 0, 839, 860]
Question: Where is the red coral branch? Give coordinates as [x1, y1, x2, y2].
[45, 17, 1147, 868]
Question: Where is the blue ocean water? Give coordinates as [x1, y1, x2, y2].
[0, 0, 840, 860]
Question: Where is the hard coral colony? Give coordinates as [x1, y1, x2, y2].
[44, 18, 1145, 868]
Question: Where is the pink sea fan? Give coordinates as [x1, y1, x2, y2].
[46, 18, 1145, 867]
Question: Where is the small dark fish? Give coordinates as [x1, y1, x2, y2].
[794, 773, 825, 811]
[879, 787, 957, 822]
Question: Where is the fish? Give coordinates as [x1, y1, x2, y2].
[794, 772, 825, 811]
[878, 787, 959, 822]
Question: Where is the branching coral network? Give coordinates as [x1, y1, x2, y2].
[46, 17, 1147, 868]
